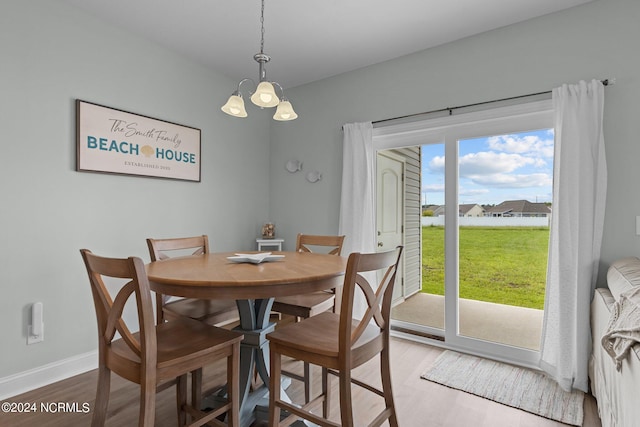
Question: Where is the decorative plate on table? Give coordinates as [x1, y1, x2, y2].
[227, 253, 285, 264]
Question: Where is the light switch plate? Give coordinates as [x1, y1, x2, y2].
[27, 324, 44, 344]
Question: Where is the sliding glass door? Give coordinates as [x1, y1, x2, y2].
[444, 127, 552, 366]
[379, 100, 553, 367]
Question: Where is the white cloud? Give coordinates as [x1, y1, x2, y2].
[422, 129, 554, 204]
[428, 155, 445, 173]
[459, 152, 536, 175]
[459, 188, 490, 196]
[487, 134, 554, 158]
[424, 132, 554, 195]
[429, 150, 551, 177]
[422, 183, 444, 192]
[468, 173, 552, 188]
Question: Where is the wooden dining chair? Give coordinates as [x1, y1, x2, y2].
[270, 233, 345, 402]
[267, 246, 403, 427]
[147, 235, 239, 327]
[80, 249, 243, 427]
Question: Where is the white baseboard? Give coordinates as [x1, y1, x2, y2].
[0, 350, 98, 400]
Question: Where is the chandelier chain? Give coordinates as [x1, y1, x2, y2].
[260, 0, 265, 54]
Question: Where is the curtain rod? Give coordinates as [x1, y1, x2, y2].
[371, 78, 615, 126]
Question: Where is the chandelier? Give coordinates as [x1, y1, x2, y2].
[221, 0, 298, 121]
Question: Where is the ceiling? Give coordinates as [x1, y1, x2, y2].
[59, 0, 594, 89]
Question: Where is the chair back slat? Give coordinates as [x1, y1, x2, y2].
[146, 236, 210, 323]
[80, 249, 156, 362]
[296, 234, 345, 255]
[147, 235, 209, 262]
[104, 280, 141, 355]
[350, 273, 388, 344]
[339, 247, 402, 353]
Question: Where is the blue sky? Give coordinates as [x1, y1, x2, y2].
[421, 129, 554, 206]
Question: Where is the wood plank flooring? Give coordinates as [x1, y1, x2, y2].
[0, 337, 602, 426]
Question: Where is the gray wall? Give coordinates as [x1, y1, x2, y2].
[269, 0, 640, 285]
[0, 0, 271, 377]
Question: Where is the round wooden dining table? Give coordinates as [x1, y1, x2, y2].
[146, 251, 347, 427]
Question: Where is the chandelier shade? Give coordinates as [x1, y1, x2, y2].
[221, 93, 248, 117]
[273, 100, 298, 121]
[220, 0, 297, 121]
[251, 81, 279, 108]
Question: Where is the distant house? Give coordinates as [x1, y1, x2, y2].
[422, 204, 484, 217]
[423, 204, 445, 217]
[459, 204, 484, 217]
[484, 200, 551, 218]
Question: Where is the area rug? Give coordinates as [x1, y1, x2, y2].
[421, 350, 584, 425]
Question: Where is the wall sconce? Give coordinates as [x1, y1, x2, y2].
[306, 171, 322, 183]
[285, 160, 302, 173]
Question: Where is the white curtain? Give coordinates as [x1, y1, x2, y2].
[540, 79, 607, 392]
[339, 122, 377, 318]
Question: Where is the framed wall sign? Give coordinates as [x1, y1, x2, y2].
[76, 100, 201, 182]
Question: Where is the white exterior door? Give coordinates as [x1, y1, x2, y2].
[376, 152, 404, 302]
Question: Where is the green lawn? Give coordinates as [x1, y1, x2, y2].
[422, 226, 549, 310]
